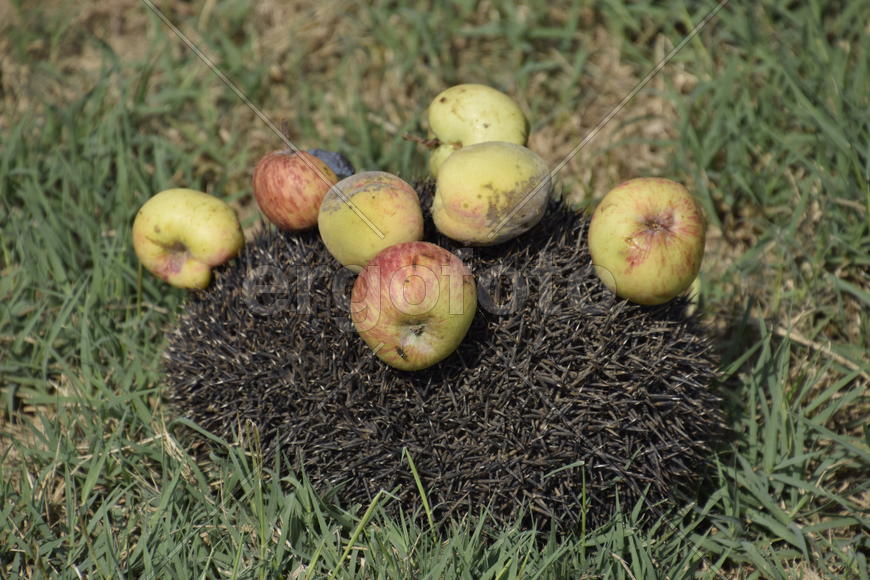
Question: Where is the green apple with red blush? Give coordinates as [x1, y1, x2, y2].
[587, 177, 706, 306]
[132, 188, 244, 290]
[351, 241, 477, 371]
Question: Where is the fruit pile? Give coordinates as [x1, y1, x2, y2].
[140, 84, 723, 531]
[134, 84, 707, 369]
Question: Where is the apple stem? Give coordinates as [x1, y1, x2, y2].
[279, 119, 293, 142]
[402, 133, 441, 149]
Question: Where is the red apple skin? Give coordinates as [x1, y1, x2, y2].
[587, 177, 706, 306]
[252, 150, 338, 231]
[351, 242, 477, 371]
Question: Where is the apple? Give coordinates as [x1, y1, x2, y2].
[318, 171, 424, 272]
[351, 241, 477, 371]
[587, 177, 706, 306]
[427, 83, 529, 176]
[132, 188, 244, 290]
[432, 141, 553, 245]
[252, 150, 338, 231]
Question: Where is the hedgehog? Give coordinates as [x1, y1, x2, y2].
[163, 182, 727, 532]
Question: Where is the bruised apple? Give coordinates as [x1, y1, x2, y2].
[132, 188, 244, 290]
[432, 141, 552, 245]
[318, 171, 424, 272]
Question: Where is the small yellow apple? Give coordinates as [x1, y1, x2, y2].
[318, 171, 424, 272]
[132, 188, 244, 290]
[427, 84, 529, 176]
[432, 141, 552, 245]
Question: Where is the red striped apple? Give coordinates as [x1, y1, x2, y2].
[351, 242, 477, 371]
[132, 188, 244, 290]
[587, 177, 706, 306]
[252, 150, 338, 231]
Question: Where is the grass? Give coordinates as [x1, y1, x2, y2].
[1, 0, 868, 577]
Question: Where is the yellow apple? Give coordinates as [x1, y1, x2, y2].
[318, 171, 424, 272]
[432, 141, 553, 245]
[587, 177, 706, 306]
[131, 188, 244, 290]
[427, 84, 529, 176]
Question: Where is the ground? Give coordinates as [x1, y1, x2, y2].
[1, 1, 867, 578]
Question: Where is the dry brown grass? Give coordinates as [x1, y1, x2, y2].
[0, 0, 688, 204]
